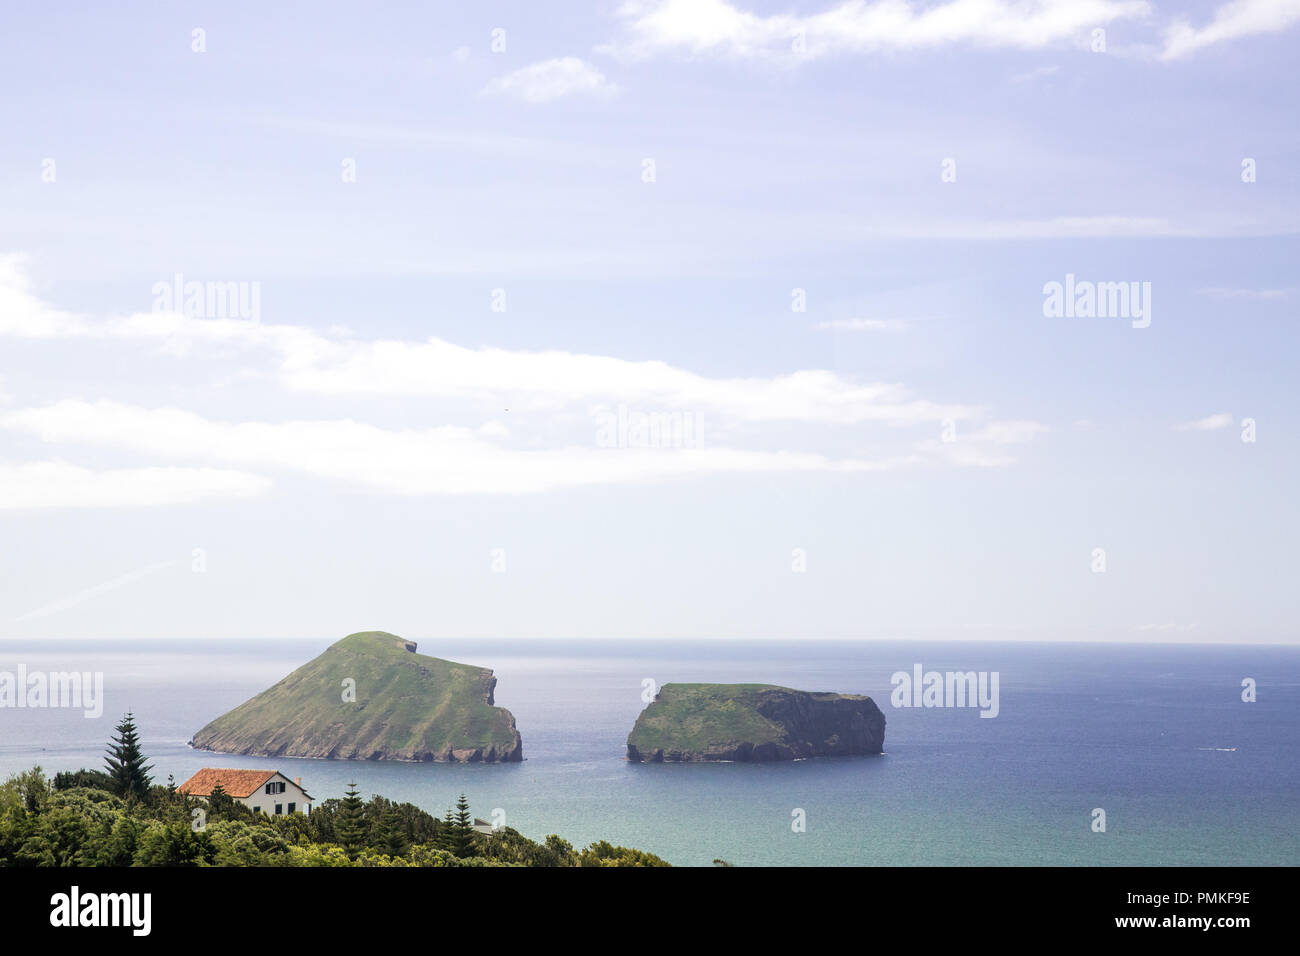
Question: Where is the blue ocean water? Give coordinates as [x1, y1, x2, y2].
[0, 639, 1296, 866]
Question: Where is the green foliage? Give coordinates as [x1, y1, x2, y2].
[133, 817, 213, 866]
[93, 815, 142, 866]
[404, 843, 459, 867]
[285, 843, 353, 867]
[576, 840, 672, 867]
[377, 805, 409, 857]
[0, 767, 668, 868]
[52, 768, 113, 792]
[203, 784, 255, 824]
[8, 767, 52, 814]
[206, 820, 290, 866]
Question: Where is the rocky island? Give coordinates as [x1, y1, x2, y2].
[626, 683, 885, 762]
[190, 631, 523, 762]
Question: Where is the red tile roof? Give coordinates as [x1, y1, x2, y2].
[177, 768, 278, 799]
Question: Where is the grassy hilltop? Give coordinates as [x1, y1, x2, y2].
[627, 682, 885, 762]
[190, 631, 522, 762]
[628, 684, 790, 752]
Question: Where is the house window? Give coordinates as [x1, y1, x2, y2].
[288, 802, 296, 814]
[274, 803, 283, 815]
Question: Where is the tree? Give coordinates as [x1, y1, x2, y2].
[52, 769, 113, 792]
[448, 793, 475, 858]
[8, 767, 51, 813]
[0, 764, 670, 869]
[335, 782, 367, 859]
[577, 840, 671, 867]
[103, 713, 153, 800]
[378, 805, 409, 858]
[133, 818, 212, 866]
[436, 808, 456, 853]
[206, 784, 237, 821]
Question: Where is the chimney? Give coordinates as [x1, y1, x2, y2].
[294, 777, 301, 787]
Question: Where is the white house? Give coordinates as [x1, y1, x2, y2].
[177, 768, 313, 815]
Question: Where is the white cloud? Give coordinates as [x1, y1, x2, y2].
[1, 401, 930, 496]
[606, 0, 1150, 60]
[878, 215, 1188, 239]
[483, 57, 618, 103]
[0, 461, 270, 510]
[1197, 286, 1294, 300]
[1162, 0, 1300, 60]
[1175, 413, 1233, 431]
[963, 420, 1051, 444]
[0, 258, 1048, 497]
[1009, 64, 1061, 84]
[915, 420, 1052, 467]
[0, 257, 983, 427]
[285, 346, 983, 426]
[838, 213, 1299, 240]
[813, 318, 906, 332]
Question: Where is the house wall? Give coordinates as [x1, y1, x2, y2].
[237, 773, 312, 815]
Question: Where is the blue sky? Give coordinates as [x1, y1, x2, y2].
[0, 0, 1296, 642]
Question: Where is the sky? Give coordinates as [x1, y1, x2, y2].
[0, 0, 1297, 643]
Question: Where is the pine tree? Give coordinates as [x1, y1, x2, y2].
[336, 782, 367, 858]
[379, 805, 409, 858]
[207, 783, 236, 820]
[449, 793, 475, 858]
[436, 808, 456, 853]
[103, 712, 153, 800]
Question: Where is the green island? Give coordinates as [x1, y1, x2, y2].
[0, 715, 667, 867]
[627, 682, 886, 762]
[190, 631, 522, 762]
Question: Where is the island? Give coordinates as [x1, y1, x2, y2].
[626, 683, 885, 762]
[189, 631, 523, 762]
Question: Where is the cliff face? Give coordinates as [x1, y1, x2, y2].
[626, 684, 885, 763]
[189, 631, 523, 762]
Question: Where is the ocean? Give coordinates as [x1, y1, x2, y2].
[1, 639, 1296, 867]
